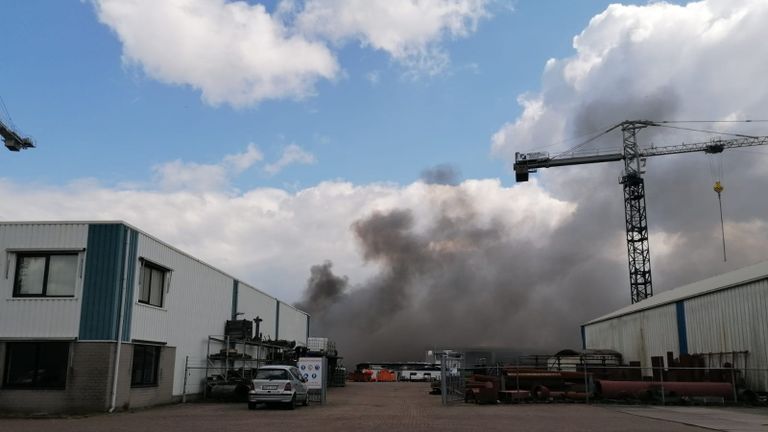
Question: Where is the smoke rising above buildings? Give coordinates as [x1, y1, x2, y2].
[296, 180, 628, 366]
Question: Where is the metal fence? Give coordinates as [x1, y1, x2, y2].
[441, 357, 768, 406]
[439, 353, 466, 404]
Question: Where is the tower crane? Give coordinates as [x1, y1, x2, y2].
[513, 120, 768, 304]
[0, 117, 34, 152]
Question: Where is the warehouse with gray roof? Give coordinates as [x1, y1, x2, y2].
[582, 261, 768, 392]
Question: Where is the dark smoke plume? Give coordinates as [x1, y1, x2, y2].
[294, 261, 348, 315]
[295, 183, 629, 367]
[420, 164, 461, 186]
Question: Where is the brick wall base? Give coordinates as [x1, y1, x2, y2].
[0, 341, 175, 414]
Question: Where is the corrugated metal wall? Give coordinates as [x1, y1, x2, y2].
[130, 232, 234, 396]
[237, 282, 278, 340]
[685, 279, 768, 392]
[0, 223, 88, 338]
[277, 301, 308, 346]
[585, 279, 768, 392]
[585, 303, 679, 370]
[79, 224, 138, 341]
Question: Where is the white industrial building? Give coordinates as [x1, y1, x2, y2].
[0, 221, 309, 413]
[583, 261, 768, 392]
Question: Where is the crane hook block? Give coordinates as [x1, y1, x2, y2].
[713, 181, 724, 194]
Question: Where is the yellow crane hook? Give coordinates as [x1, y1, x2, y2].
[713, 181, 726, 261]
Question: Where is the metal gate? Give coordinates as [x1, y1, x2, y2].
[440, 353, 465, 404]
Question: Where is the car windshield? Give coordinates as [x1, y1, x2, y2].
[255, 369, 290, 380]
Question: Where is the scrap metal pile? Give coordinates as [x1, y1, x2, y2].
[459, 351, 759, 405]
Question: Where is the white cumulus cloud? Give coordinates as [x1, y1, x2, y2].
[94, 0, 339, 107]
[154, 143, 263, 191]
[93, 0, 491, 105]
[264, 144, 316, 175]
[493, 0, 768, 163]
[0, 177, 573, 303]
[297, 0, 489, 76]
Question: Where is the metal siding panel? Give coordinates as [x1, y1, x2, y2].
[130, 233, 236, 396]
[79, 224, 125, 340]
[0, 223, 89, 338]
[685, 280, 768, 392]
[277, 302, 308, 346]
[585, 303, 678, 369]
[120, 229, 138, 341]
[237, 282, 277, 340]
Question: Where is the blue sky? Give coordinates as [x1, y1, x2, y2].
[2, 0, 622, 190]
[3, 0, 768, 353]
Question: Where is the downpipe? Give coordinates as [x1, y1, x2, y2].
[109, 228, 132, 413]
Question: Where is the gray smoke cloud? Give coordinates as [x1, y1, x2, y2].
[296, 183, 629, 366]
[421, 164, 461, 186]
[295, 261, 349, 315]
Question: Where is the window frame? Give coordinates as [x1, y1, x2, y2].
[12, 252, 79, 298]
[3, 341, 71, 389]
[138, 259, 168, 308]
[130, 344, 161, 388]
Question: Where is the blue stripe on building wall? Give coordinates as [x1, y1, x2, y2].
[580, 325, 586, 350]
[121, 228, 138, 341]
[231, 280, 239, 319]
[79, 224, 137, 341]
[676, 301, 689, 355]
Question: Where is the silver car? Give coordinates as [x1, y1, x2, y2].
[248, 365, 309, 410]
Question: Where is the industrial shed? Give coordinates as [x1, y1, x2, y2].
[583, 261, 768, 392]
[0, 221, 309, 413]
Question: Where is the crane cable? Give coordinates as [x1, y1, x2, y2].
[708, 153, 727, 261]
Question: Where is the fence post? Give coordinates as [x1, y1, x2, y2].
[499, 363, 506, 393]
[731, 363, 738, 403]
[182, 355, 189, 403]
[583, 356, 590, 404]
[440, 354, 448, 405]
[659, 365, 666, 406]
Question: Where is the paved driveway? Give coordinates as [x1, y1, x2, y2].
[0, 382, 715, 432]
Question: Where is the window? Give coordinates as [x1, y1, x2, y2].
[3, 342, 70, 389]
[254, 369, 290, 380]
[13, 253, 78, 297]
[131, 345, 161, 387]
[139, 260, 166, 307]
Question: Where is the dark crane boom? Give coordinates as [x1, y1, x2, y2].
[513, 120, 768, 304]
[0, 118, 34, 152]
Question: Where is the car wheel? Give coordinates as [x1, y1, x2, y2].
[303, 393, 309, 406]
[248, 402, 257, 410]
[287, 395, 296, 410]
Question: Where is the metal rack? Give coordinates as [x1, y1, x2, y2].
[204, 335, 291, 398]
